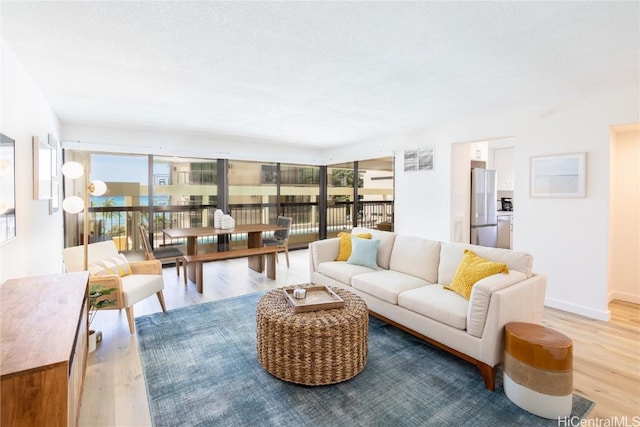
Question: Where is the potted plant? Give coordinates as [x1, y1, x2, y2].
[88, 285, 117, 352]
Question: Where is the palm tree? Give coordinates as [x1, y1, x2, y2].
[100, 197, 123, 237]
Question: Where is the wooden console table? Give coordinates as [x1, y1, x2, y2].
[1, 272, 89, 427]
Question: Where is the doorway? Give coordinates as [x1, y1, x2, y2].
[608, 123, 640, 304]
[450, 137, 514, 245]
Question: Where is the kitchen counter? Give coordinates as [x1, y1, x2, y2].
[497, 211, 514, 216]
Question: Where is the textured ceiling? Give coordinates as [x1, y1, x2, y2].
[1, 1, 638, 148]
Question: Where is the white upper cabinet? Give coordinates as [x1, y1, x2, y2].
[470, 142, 488, 162]
[494, 147, 514, 190]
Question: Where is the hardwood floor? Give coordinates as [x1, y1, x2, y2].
[79, 249, 639, 425]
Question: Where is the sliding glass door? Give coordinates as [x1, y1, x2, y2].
[64, 150, 393, 253]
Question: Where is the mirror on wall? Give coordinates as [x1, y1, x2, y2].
[0, 133, 16, 243]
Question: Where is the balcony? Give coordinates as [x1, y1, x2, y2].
[75, 200, 393, 254]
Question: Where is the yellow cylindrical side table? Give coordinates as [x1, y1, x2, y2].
[504, 322, 573, 419]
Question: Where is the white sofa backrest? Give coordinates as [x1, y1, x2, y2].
[389, 235, 440, 283]
[352, 227, 397, 269]
[62, 240, 120, 272]
[438, 242, 534, 285]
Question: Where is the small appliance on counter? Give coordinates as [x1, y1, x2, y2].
[501, 197, 513, 211]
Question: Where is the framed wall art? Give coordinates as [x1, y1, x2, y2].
[404, 146, 434, 172]
[33, 135, 53, 200]
[0, 133, 16, 244]
[530, 152, 586, 198]
[49, 134, 60, 214]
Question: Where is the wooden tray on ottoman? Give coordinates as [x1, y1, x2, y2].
[283, 285, 345, 313]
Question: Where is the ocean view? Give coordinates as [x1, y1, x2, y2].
[89, 195, 170, 207]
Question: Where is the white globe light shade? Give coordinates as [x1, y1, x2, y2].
[62, 196, 84, 214]
[61, 162, 84, 179]
[90, 180, 107, 196]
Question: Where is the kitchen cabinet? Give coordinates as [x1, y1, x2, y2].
[471, 142, 488, 162]
[497, 214, 512, 249]
[494, 147, 514, 191]
[1, 272, 89, 427]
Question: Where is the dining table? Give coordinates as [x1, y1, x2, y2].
[161, 224, 287, 283]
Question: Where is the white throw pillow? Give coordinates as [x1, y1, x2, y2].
[89, 254, 132, 277]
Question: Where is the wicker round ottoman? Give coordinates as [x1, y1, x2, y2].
[504, 322, 573, 419]
[256, 286, 368, 386]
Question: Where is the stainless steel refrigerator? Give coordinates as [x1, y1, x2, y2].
[470, 168, 498, 247]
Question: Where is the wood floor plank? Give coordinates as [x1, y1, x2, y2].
[78, 249, 640, 425]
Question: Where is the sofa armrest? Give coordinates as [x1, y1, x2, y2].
[479, 273, 547, 366]
[467, 270, 528, 338]
[308, 238, 340, 272]
[130, 260, 162, 275]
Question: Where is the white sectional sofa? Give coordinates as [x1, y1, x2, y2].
[308, 227, 547, 390]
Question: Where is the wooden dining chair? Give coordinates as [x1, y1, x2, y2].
[263, 216, 292, 267]
[138, 224, 188, 285]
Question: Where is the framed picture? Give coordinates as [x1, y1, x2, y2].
[418, 146, 434, 171]
[48, 134, 60, 214]
[0, 133, 16, 244]
[50, 178, 60, 214]
[403, 149, 417, 172]
[33, 135, 53, 200]
[404, 146, 435, 172]
[530, 152, 586, 198]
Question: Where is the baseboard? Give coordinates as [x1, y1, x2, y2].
[544, 298, 611, 321]
[608, 291, 640, 304]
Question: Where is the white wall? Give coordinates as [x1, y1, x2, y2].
[0, 41, 63, 283]
[4, 34, 638, 320]
[324, 85, 639, 320]
[450, 142, 472, 243]
[608, 125, 640, 304]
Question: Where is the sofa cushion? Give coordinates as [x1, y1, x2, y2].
[389, 235, 440, 283]
[336, 232, 372, 261]
[318, 261, 375, 285]
[467, 270, 527, 338]
[347, 237, 380, 269]
[398, 285, 468, 331]
[444, 250, 509, 300]
[438, 242, 534, 285]
[121, 274, 164, 306]
[352, 270, 430, 305]
[352, 227, 396, 269]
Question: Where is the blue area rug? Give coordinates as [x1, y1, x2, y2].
[136, 292, 594, 426]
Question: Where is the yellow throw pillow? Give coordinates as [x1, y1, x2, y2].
[444, 250, 509, 300]
[89, 254, 133, 277]
[336, 232, 372, 261]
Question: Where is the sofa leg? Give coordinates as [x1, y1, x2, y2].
[477, 363, 497, 391]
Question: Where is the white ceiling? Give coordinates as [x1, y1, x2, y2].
[1, 1, 638, 148]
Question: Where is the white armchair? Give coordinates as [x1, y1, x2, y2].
[62, 240, 167, 334]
